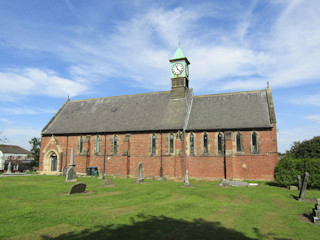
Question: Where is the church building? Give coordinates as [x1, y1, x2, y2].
[39, 46, 278, 180]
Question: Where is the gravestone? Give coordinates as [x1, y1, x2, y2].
[184, 169, 190, 187]
[289, 186, 298, 191]
[298, 172, 309, 201]
[220, 179, 249, 187]
[103, 179, 115, 187]
[62, 166, 67, 176]
[98, 172, 104, 179]
[6, 162, 12, 173]
[136, 162, 144, 184]
[66, 148, 77, 181]
[313, 198, 320, 224]
[68, 183, 87, 194]
[298, 175, 302, 190]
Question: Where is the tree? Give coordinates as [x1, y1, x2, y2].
[0, 131, 8, 144]
[28, 137, 41, 167]
[289, 136, 320, 159]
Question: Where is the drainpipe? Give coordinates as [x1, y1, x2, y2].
[103, 134, 107, 174]
[160, 132, 163, 178]
[223, 131, 227, 179]
[65, 135, 68, 168]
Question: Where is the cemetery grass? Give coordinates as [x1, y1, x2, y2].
[1, 176, 320, 240]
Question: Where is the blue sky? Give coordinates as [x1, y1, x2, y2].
[0, 0, 319, 152]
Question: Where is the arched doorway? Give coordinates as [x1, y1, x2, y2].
[50, 153, 57, 171]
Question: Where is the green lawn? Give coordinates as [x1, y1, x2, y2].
[0, 175, 319, 240]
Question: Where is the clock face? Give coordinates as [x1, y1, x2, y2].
[172, 63, 184, 75]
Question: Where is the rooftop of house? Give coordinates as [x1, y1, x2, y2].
[0, 145, 30, 155]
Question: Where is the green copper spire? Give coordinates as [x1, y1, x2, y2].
[170, 45, 186, 60]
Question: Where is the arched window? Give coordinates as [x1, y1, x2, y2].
[79, 136, 83, 153]
[190, 133, 194, 154]
[203, 133, 208, 153]
[218, 133, 223, 154]
[152, 134, 156, 154]
[113, 135, 118, 154]
[96, 136, 100, 153]
[236, 132, 242, 152]
[252, 132, 258, 153]
[169, 134, 174, 154]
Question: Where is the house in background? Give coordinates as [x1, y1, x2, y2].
[39, 46, 278, 180]
[0, 144, 33, 171]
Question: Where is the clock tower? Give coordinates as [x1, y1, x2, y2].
[169, 45, 190, 99]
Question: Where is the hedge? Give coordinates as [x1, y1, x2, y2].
[274, 156, 320, 189]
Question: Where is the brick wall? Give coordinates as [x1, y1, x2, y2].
[40, 125, 278, 180]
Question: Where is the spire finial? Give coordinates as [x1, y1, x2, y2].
[267, 81, 270, 89]
[67, 94, 70, 101]
[179, 35, 181, 46]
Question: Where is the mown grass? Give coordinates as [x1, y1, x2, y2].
[0, 175, 320, 239]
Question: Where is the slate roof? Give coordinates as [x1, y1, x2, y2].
[42, 90, 193, 135]
[0, 145, 30, 154]
[187, 90, 274, 130]
[42, 88, 275, 135]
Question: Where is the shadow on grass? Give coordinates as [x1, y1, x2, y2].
[41, 214, 291, 240]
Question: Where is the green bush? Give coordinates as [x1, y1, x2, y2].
[274, 156, 320, 189]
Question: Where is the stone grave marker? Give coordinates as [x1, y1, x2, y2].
[220, 179, 249, 187]
[103, 179, 115, 187]
[98, 172, 104, 179]
[6, 162, 12, 173]
[313, 198, 320, 224]
[298, 172, 309, 201]
[184, 169, 190, 187]
[68, 183, 87, 194]
[66, 148, 77, 181]
[62, 166, 67, 176]
[136, 162, 144, 184]
[298, 175, 302, 190]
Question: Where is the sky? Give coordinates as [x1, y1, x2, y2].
[0, 0, 319, 153]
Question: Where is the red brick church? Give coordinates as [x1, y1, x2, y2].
[39, 46, 278, 180]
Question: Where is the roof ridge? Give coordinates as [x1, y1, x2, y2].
[70, 90, 171, 102]
[194, 89, 266, 98]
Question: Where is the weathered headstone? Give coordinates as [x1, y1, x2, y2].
[289, 186, 298, 191]
[66, 148, 77, 181]
[184, 170, 190, 187]
[6, 162, 12, 173]
[298, 175, 302, 190]
[68, 183, 87, 194]
[298, 172, 309, 201]
[313, 198, 320, 224]
[62, 166, 67, 176]
[136, 162, 144, 184]
[103, 179, 115, 187]
[98, 172, 104, 179]
[220, 179, 249, 187]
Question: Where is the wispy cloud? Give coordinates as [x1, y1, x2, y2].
[305, 115, 320, 123]
[0, 118, 13, 124]
[2, 126, 42, 150]
[0, 107, 57, 115]
[0, 68, 88, 101]
[289, 93, 320, 106]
